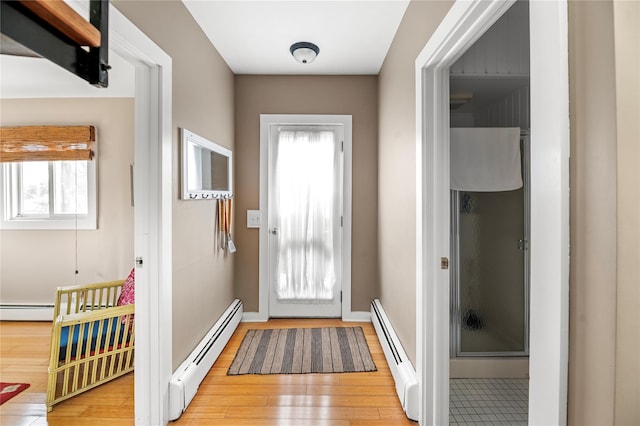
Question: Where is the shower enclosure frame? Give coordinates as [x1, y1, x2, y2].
[450, 131, 530, 358]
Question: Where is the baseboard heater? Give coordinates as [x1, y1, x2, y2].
[169, 299, 243, 421]
[371, 299, 419, 421]
[0, 303, 56, 321]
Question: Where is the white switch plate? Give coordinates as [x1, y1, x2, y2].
[247, 210, 261, 228]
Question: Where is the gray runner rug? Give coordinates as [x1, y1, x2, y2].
[227, 327, 377, 375]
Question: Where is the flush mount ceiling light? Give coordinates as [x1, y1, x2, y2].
[289, 41, 319, 64]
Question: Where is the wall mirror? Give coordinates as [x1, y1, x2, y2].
[181, 128, 232, 200]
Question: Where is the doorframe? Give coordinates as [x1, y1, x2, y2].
[251, 114, 364, 322]
[103, 5, 173, 425]
[415, 1, 569, 425]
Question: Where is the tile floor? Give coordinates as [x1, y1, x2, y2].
[449, 378, 529, 426]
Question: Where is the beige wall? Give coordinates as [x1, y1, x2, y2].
[568, 1, 628, 424]
[567, 0, 640, 424]
[377, 0, 454, 366]
[613, 1, 640, 424]
[0, 98, 134, 302]
[568, 2, 640, 423]
[381, 2, 639, 422]
[112, 0, 236, 369]
[233, 75, 379, 312]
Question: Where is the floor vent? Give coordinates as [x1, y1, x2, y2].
[0, 303, 56, 321]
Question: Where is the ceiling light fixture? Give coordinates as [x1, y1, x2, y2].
[290, 42, 319, 64]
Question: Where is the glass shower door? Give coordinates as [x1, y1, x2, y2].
[450, 130, 530, 357]
[452, 188, 528, 356]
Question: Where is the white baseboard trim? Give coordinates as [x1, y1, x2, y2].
[450, 357, 529, 379]
[0, 304, 54, 321]
[242, 312, 269, 322]
[342, 311, 371, 322]
[242, 311, 370, 322]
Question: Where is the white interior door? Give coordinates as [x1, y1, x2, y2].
[268, 124, 343, 317]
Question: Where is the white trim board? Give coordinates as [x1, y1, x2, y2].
[256, 114, 357, 321]
[65, 2, 174, 424]
[242, 311, 370, 323]
[0, 304, 54, 321]
[415, 1, 570, 425]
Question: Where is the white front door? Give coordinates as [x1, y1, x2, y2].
[268, 124, 343, 317]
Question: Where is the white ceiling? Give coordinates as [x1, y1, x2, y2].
[182, 0, 410, 75]
[1, 0, 409, 98]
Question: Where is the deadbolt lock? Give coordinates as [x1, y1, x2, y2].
[441, 257, 449, 270]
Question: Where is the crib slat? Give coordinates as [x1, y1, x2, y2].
[46, 280, 131, 412]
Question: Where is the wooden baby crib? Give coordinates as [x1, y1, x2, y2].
[46, 280, 135, 411]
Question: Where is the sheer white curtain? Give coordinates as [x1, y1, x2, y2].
[273, 130, 337, 301]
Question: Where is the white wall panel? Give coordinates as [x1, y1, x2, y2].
[475, 85, 530, 129]
[450, 0, 529, 76]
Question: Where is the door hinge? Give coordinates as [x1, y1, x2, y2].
[340, 291, 342, 302]
[341, 216, 343, 227]
[518, 239, 529, 250]
[341, 141, 344, 152]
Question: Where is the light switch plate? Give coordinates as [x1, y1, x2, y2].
[247, 210, 261, 228]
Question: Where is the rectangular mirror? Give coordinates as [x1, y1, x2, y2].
[181, 128, 232, 200]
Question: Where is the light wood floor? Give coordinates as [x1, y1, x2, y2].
[1, 319, 417, 425]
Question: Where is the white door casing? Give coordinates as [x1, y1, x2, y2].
[415, 1, 570, 425]
[79, 3, 173, 425]
[253, 114, 361, 322]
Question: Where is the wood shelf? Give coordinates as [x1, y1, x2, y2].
[19, 0, 101, 47]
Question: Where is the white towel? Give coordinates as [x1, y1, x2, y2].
[450, 127, 522, 192]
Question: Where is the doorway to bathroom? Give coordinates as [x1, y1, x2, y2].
[448, 1, 530, 424]
[415, 0, 570, 423]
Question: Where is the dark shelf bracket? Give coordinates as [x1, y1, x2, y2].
[0, 0, 110, 88]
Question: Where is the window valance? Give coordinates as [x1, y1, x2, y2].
[0, 125, 95, 162]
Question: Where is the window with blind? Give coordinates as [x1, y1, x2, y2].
[0, 126, 97, 229]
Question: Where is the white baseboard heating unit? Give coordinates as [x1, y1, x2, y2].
[0, 304, 56, 321]
[169, 299, 243, 420]
[371, 299, 419, 421]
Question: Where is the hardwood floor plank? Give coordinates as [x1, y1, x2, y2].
[187, 419, 351, 426]
[189, 394, 268, 407]
[31, 417, 135, 426]
[351, 419, 417, 426]
[338, 375, 394, 386]
[223, 405, 381, 420]
[75, 405, 135, 419]
[306, 384, 398, 396]
[197, 383, 308, 395]
[172, 404, 228, 420]
[0, 415, 43, 426]
[267, 394, 401, 408]
[204, 372, 341, 386]
[379, 407, 416, 420]
[0, 319, 418, 425]
[0, 402, 48, 417]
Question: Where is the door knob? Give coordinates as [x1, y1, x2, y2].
[271, 227, 279, 235]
